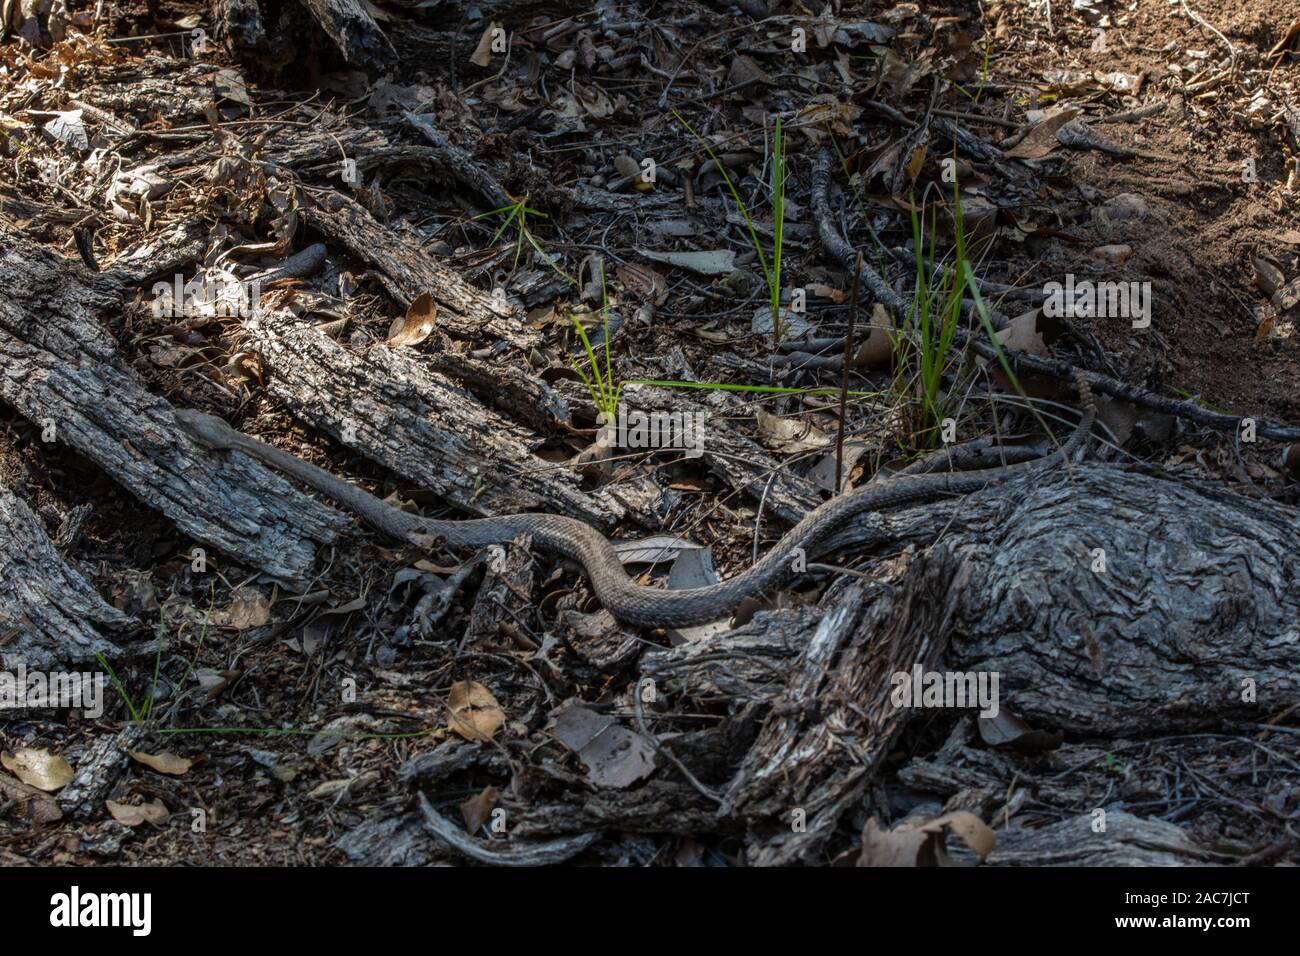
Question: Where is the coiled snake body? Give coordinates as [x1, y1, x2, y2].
[175, 385, 1093, 628]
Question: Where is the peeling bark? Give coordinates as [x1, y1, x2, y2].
[57, 725, 146, 816]
[211, 0, 268, 53]
[637, 465, 1300, 863]
[298, 0, 396, 69]
[988, 811, 1223, 866]
[725, 564, 960, 866]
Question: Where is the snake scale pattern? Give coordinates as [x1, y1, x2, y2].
[175, 378, 1094, 627]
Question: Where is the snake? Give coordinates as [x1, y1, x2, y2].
[174, 377, 1094, 628]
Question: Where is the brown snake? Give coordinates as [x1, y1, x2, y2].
[175, 378, 1094, 628]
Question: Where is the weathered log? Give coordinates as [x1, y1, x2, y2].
[298, 0, 396, 68]
[988, 811, 1223, 866]
[821, 464, 1300, 735]
[506, 780, 720, 839]
[729, 574, 954, 867]
[403, 111, 514, 211]
[899, 715, 1298, 858]
[0, 484, 129, 670]
[336, 808, 435, 866]
[57, 725, 146, 816]
[0, 230, 349, 588]
[572, 381, 824, 526]
[238, 308, 624, 528]
[466, 369, 825, 533]
[639, 464, 1300, 863]
[104, 219, 210, 286]
[426, 347, 574, 432]
[301, 190, 537, 349]
[211, 0, 268, 52]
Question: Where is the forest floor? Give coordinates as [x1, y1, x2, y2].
[2, 0, 1299, 866]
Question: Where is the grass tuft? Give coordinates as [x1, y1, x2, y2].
[568, 261, 622, 421]
[475, 198, 576, 286]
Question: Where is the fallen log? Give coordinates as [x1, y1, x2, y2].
[638, 463, 1300, 863]
[546, 378, 823, 526]
[988, 811, 1223, 866]
[300, 0, 396, 67]
[0, 230, 349, 588]
[0, 484, 130, 670]
[897, 727, 1290, 865]
[301, 190, 537, 349]
[238, 308, 623, 528]
[823, 464, 1300, 735]
[211, 0, 268, 53]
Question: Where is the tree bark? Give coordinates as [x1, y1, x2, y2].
[298, 0, 396, 68]
[0, 230, 349, 589]
[637, 464, 1300, 863]
[301, 190, 537, 349]
[240, 308, 624, 528]
[0, 484, 130, 669]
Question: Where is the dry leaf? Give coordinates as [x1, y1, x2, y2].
[902, 140, 927, 184]
[1006, 107, 1081, 160]
[1095, 396, 1139, 447]
[1091, 244, 1133, 264]
[470, 21, 500, 68]
[130, 750, 193, 775]
[726, 54, 771, 88]
[388, 292, 438, 346]
[40, 109, 88, 150]
[617, 263, 667, 304]
[989, 308, 1058, 396]
[212, 68, 251, 108]
[637, 248, 736, 276]
[447, 680, 505, 742]
[613, 534, 704, 566]
[460, 785, 499, 833]
[855, 302, 895, 368]
[213, 587, 271, 630]
[1, 748, 73, 792]
[755, 409, 832, 453]
[553, 705, 656, 789]
[106, 799, 168, 826]
[807, 441, 872, 493]
[858, 818, 931, 866]
[919, 812, 997, 862]
[977, 710, 1063, 752]
[858, 811, 996, 866]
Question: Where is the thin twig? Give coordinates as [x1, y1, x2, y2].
[835, 251, 862, 494]
[1179, 0, 1237, 73]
